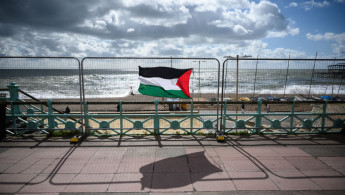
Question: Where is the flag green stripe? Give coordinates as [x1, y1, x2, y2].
[138, 83, 189, 99]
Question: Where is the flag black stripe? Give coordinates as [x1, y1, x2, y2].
[139, 66, 192, 79]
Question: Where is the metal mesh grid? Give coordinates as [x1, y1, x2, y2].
[223, 58, 345, 99]
[81, 57, 220, 111]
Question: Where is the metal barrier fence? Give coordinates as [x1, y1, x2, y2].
[223, 57, 345, 100]
[1, 56, 344, 136]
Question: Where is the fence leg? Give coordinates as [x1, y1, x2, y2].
[290, 100, 295, 134]
[190, 100, 193, 134]
[0, 102, 6, 140]
[120, 101, 123, 135]
[154, 99, 160, 135]
[321, 100, 328, 133]
[223, 100, 227, 133]
[47, 99, 55, 134]
[255, 98, 262, 134]
[84, 101, 89, 135]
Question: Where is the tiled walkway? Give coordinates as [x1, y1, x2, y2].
[1, 134, 345, 194]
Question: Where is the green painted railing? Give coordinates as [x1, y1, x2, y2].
[3, 83, 345, 136]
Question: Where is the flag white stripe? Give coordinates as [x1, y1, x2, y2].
[139, 76, 180, 90]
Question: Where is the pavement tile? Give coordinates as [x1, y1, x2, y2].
[68, 150, 97, 158]
[35, 158, 58, 165]
[155, 147, 186, 158]
[62, 158, 89, 165]
[301, 170, 343, 177]
[92, 148, 127, 158]
[80, 163, 120, 174]
[151, 172, 193, 192]
[268, 171, 322, 190]
[124, 147, 156, 158]
[154, 157, 189, 173]
[271, 147, 312, 157]
[87, 157, 122, 164]
[229, 171, 279, 190]
[285, 156, 334, 171]
[318, 157, 345, 167]
[191, 171, 236, 191]
[31, 148, 70, 158]
[22, 163, 51, 174]
[242, 147, 280, 157]
[0, 183, 26, 193]
[0, 148, 37, 157]
[188, 156, 224, 172]
[257, 157, 299, 172]
[19, 173, 76, 193]
[312, 177, 345, 190]
[55, 164, 85, 174]
[0, 157, 22, 164]
[186, 148, 218, 157]
[222, 158, 262, 172]
[63, 173, 114, 192]
[118, 157, 154, 173]
[214, 147, 245, 157]
[108, 173, 151, 192]
[0, 173, 37, 182]
[0, 163, 12, 172]
[3, 163, 33, 174]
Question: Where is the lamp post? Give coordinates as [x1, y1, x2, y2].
[224, 55, 252, 122]
[224, 55, 252, 100]
[193, 60, 206, 102]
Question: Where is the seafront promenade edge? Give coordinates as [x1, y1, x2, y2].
[1, 134, 345, 194]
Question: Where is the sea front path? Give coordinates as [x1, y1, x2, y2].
[1, 134, 345, 194]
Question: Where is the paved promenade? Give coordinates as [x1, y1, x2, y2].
[1, 134, 345, 194]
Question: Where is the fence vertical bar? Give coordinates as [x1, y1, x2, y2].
[120, 101, 123, 135]
[253, 56, 259, 97]
[290, 99, 295, 134]
[255, 98, 262, 134]
[223, 100, 227, 133]
[47, 99, 54, 134]
[283, 55, 290, 97]
[321, 100, 328, 133]
[10, 101, 17, 134]
[84, 101, 89, 135]
[154, 99, 159, 135]
[0, 100, 6, 140]
[308, 52, 318, 97]
[190, 100, 193, 134]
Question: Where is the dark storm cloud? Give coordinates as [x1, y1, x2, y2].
[0, 0, 299, 57]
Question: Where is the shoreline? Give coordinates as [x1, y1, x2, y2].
[21, 93, 344, 113]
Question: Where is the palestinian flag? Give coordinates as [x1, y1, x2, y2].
[138, 66, 193, 99]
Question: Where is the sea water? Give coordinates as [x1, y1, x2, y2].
[0, 68, 344, 99]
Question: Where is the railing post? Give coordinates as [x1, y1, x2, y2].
[255, 98, 262, 134]
[8, 82, 20, 115]
[154, 99, 160, 135]
[120, 101, 123, 135]
[321, 100, 328, 133]
[190, 100, 193, 134]
[0, 97, 6, 140]
[290, 100, 295, 134]
[47, 99, 55, 134]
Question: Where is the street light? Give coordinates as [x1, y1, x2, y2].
[224, 55, 252, 101]
[223, 55, 252, 122]
[192, 60, 206, 102]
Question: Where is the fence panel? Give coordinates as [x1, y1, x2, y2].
[81, 57, 221, 135]
[223, 58, 345, 99]
[0, 57, 82, 135]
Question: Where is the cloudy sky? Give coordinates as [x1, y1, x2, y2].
[0, 0, 344, 59]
